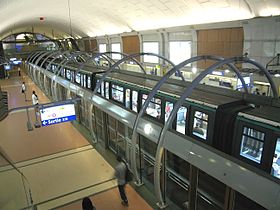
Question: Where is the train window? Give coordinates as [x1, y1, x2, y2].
[80, 75, 83, 86]
[87, 76, 91, 89]
[101, 82, 105, 96]
[192, 111, 208, 140]
[66, 69, 71, 80]
[240, 127, 265, 163]
[176, 107, 187, 134]
[112, 84, 124, 103]
[51, 64, 56, 72]
[83, 75, 87, 87]
[125, 89, 131, 108]
[96, 79, 101, 93]
[62, 68, 65, 78]
[105, 82, 110, 99]
[165, 101, 173, 122]
[132, 91, 138, 112]
[71, 71, 75, 82]
[142, 94, 161, 119]
[75, 73, 81, 84]
[271, 138, 280, 179]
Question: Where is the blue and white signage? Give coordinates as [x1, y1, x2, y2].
[40, 104, 76, 126]
[236, 77, 251, 89]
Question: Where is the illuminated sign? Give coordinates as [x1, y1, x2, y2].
[13, 60, 22, 65]
[40, 104, 76, 126]
[211, 71, 224, 76]
[4, 65, 11, 70]
[237, 77, 251, 89]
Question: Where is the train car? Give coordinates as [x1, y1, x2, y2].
[25, 52, 280, 210]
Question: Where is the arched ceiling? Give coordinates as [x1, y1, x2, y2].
[0, 0, 279, 40]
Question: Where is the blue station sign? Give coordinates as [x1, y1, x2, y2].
[40, 103, 76, 126]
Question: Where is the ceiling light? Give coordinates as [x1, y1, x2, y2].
[225, 69, 230, 73]
[274, 74, 280, 77]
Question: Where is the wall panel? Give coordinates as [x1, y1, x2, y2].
[122, 35, 140, 56]
[197, 27, 244, 69]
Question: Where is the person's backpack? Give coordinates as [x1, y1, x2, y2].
[124, 162, 133, 182]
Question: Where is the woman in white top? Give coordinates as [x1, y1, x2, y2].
[32, 90, 39, 105]
[21, 82, 26, 93]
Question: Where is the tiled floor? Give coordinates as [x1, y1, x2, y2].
[58, 185, 153, 210]
[0, 69, 152, 210]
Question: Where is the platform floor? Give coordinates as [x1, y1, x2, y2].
[0, 70, 152, 210]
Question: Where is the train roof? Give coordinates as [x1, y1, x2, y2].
[105, 70, 243, 107]
[240, 104, 280, 125]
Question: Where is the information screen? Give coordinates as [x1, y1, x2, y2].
[40, 103, 76, 126]
[236, 77, 251, 89]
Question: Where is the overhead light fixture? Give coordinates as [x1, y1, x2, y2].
[225, 69, 230, 73]
[274, 74, 280, 77]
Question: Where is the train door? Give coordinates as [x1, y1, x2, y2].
[91, 106, 106, 146]
[233, 119, 273, 171]
[107, 115, 128, 157]
[39, 72, 44, 88]
[166, 151, 189, 209]
[45, 77, 52, 99]
[60, 85, 67, 101]
[79, 98, 90, 128]
[70, 92, 82, 123]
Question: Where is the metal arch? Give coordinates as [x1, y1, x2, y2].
[101, 51, 146, 74]
[92, 52, 184, 91]
[26, 51, 40, 63]
[52, 51, 89, 101]
[92, 52, 116, 68]
[39, 51, 61, 68]
[75, 52, 92, 64]
[49, 51, 73, 100]
[29, 51, 46, 81]
[30, 51, 46, 64]
[153, 56, 277, 207]
[33, 51, 55, 85]
[29, 51, 48, 81]
[54, 51, 89, 76]
[130, 55, 249, 187]
[44, 51, 69, 98]
[39, 51, 62, 96]
[246, 58, 278, 97]
[46, 51, 70, 71]
[87, 53, 185, 144]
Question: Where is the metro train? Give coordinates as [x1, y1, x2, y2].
[26, 52, 280, 210]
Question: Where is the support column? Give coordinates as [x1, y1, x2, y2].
[224, 186, 235, 210]
[188, 165, 198, 210]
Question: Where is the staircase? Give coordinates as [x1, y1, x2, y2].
[0, 87, 8, 121]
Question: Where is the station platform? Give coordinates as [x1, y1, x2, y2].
[0, 69, 153, 210]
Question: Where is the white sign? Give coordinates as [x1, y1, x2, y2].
[40, 104, 76, 126]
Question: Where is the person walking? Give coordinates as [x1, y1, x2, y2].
[115, 156, 129, 206]
[21, 82, 27, 101]
[32, 90, 40, 128]
[32, 90, 39, 105]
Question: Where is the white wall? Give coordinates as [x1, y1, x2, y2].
[243, 16, 280, 67]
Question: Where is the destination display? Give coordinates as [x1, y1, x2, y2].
[40, 104, 76, 126]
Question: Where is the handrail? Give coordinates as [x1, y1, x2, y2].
[0, 147, 34, 209]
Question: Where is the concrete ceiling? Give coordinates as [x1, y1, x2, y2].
[0, 0, 279, 39]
